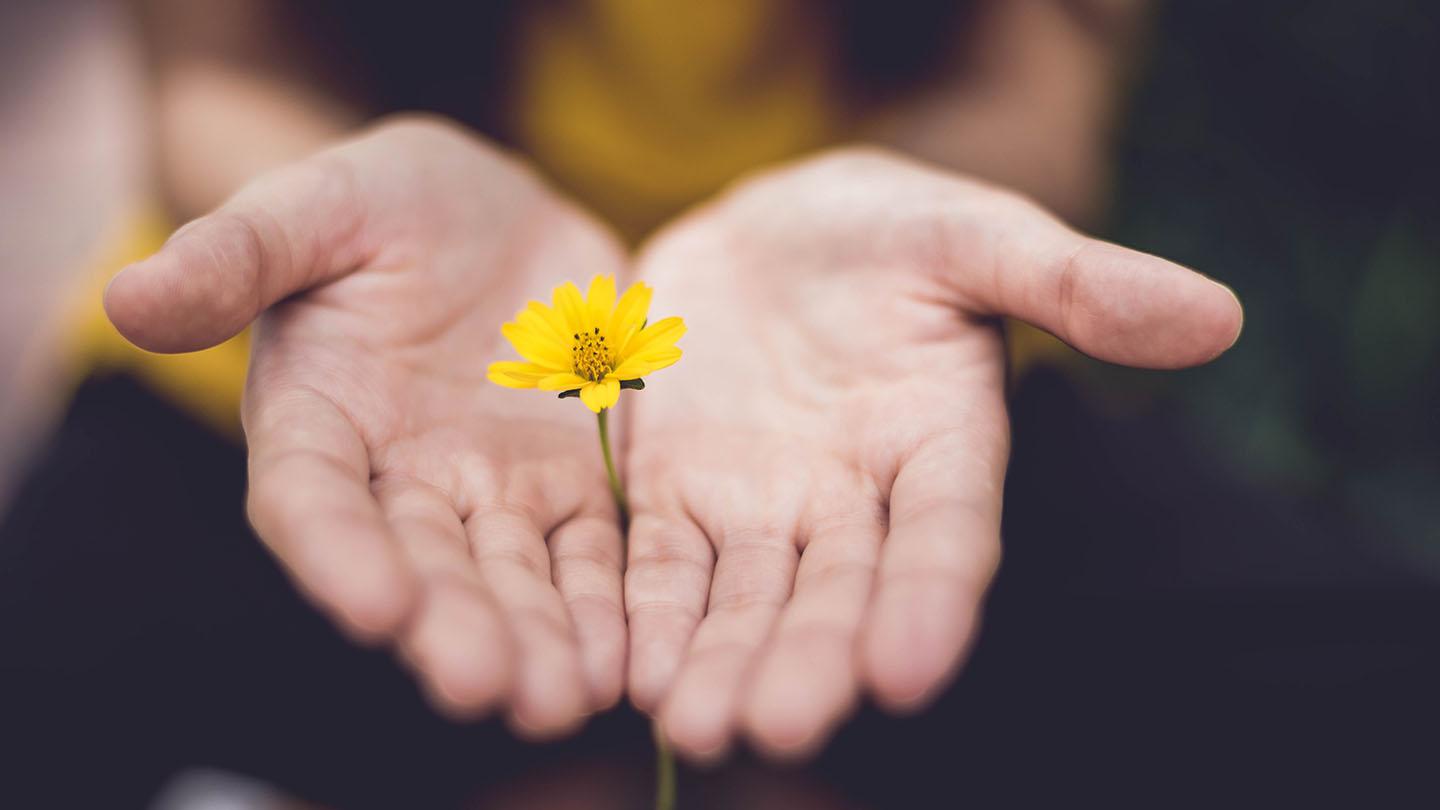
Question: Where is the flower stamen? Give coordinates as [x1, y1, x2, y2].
[572, 327, 613, 381]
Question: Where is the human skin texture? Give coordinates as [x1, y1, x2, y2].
[105, 118, 632, 738]
[104, 120, 1240, 757]
[623, 148, 1242, 760]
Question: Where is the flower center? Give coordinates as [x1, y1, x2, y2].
[571, 327, 612, 381]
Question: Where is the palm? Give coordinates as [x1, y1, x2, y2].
[623, 149, 1243, 759]
[110, 120, 629, 734]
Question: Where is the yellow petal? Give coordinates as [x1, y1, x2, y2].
[553, 281, 588, 334]
[611, 347, 682, 380]
[538, 372, 589, 391]
[606, 281, 652, 348]
[620, 316, 686, 357]
[518, 301, 568, 345]
[578, 377, 621, 412]
[487, 361, 551, 389]
[501, 323, 570, 368]
[586, 275, 616, 331]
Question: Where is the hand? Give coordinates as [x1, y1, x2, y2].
[105, 118, 629, 736]
[622, 148, 1243, 759]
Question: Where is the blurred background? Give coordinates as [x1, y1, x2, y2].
[2, 0, 1437, 806]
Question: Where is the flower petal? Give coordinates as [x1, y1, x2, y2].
[553, 281, 589, 334]
[539, 371, 589, 391]
[611, 347, 682, 380]
[518, 301, 568, 345]
[586, 275, 616, 331]
[607, 281, 652, 348]
[487, 361, 552, 389]
[501, 322, 571, 368]
[620, 316, 686, 357]
[578, 377, 621, 412]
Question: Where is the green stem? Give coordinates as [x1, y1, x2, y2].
[596, 411, 673, 809]
[596, 409, 628, 525]
[653, 719, 677, 810]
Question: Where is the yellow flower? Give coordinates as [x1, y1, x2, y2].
[487, 275, 685, 413]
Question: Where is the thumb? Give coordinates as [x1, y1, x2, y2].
[104, 157, 367, 353]
[944, 192, 1243, 369]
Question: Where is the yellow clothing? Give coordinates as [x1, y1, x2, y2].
[513, 0, 840, 240]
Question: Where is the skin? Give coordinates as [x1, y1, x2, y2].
[623, 148, 1243, 760]
[103, 120, 1241, 756]
[105, 117, 631, 738]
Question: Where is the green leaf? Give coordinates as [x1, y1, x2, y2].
[561, 380, 644, 398]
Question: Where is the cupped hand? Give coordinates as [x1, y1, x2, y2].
[622, 148, 1243, 759]
[105, 118, 629, 736]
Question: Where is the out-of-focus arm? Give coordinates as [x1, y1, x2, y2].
[868, 0, 1151, 226]
[133, 0, 364, 219]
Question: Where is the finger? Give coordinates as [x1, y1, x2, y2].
[376, 480, 513, 717]
[104, 150, 369, 353]
[548, 510, 627, 710]
[467, 507, 591, 739]
[659, 531, 798, 761]
[624, 512, 714, 714]
[741, 520, 882, 759]
[244, 389, 416, 643]
[861, 416, 1006, 713]
[937, 190, 1243, 368]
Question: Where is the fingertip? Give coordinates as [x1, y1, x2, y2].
[1206, 279, 1245, 359]
[743, 637, 852, 755]
[567, 597, 626, 712]
[659, 704, 732, 766]
[627, 650, 677, 715]
[1155, 269, 1246, 367]
[335, 579, 416, 646]
[745, 722, 827, 763]
[327, 548, 419, 644]
[102, 258, 177, 353]
[416, 658, 509, 722]
[625, 608, 695, 714]
[507, 652, 592, 740]
[741, 701, 827, 763]
[862, 640, 931, 715]
[860, 600, 973, 715]
[104, 216, 266, 353]
[1057, 242, 1247, 369]
[741, 661, 852, 762]
[579, 624, 627, 712]
[628, 687, 661, 718]
[865, 667, 935, 715]
[100, 263, 132, 318]
[507, 695, 590, 742]
[659, 667, 747, 763]
[402, 582, 514, 718]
